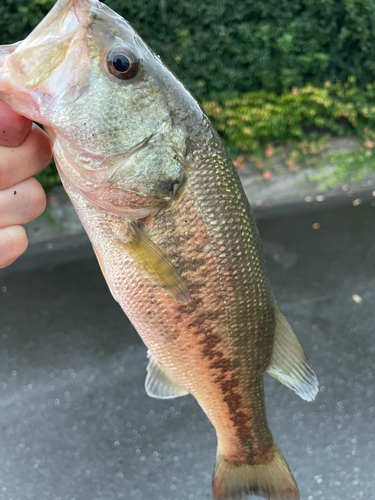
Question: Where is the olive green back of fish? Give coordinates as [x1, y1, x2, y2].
[187, 128, 275, 375]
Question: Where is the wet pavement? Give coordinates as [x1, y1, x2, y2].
[0, 201, 375, 500]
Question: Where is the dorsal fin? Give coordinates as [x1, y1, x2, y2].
[266, 306, 319, 402]
[145, 352, 189, 399]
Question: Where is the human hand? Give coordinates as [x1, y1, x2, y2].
[0, 101, 52, 268]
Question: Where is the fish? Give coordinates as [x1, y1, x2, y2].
[0, 1, 318, 498]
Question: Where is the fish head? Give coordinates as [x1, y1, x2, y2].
[0, 0, 204, 217]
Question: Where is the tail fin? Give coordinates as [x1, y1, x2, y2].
[212, 443, 299, 500]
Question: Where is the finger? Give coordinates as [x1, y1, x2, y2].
[0, 101, 32, 147]
[0, 177, 47, 228]
[0, 225, 28, 269]
[0, 123, 52, 190]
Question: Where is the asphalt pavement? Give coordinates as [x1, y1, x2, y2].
[1, 201, 375, 500]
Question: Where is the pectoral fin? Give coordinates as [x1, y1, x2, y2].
[119, 221, 190, 304]
[145, 352, 189, 399]
[266, 306, 319, 402]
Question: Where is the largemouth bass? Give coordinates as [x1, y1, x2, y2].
[0, 1, 318, 498]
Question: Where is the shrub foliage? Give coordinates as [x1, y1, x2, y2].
[203, 79, 375, 153]
[2, 0, 375, 186]
[2, 0, 375, 100]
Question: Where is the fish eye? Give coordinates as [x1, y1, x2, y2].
[107, 47, 139, 80]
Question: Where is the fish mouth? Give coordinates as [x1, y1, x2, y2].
[6, 0, 98, 90]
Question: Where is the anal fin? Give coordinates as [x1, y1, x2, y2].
[120, 221, 190, 304]
[145, 351, 189, 399]
[266, 306, 319, 402]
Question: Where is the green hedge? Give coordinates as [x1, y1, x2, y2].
[3, 0, 375, 187]
[0, 0, 55, 47]
[2, 0, 375, 100]
[203, 79, 375, 153]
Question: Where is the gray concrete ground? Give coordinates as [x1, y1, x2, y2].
[1, 201, 375, 500]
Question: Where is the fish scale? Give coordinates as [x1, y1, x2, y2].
[65, 133, 274, 459]
[0, 1, 318, 498]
